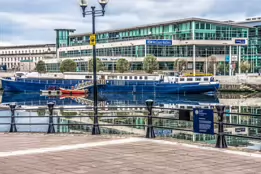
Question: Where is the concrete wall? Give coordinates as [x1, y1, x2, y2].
[216, 75, 261, 84]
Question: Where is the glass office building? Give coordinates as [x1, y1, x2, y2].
[45, 17, 261, 74]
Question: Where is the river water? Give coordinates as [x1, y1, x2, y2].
[0, 91, 261, 149]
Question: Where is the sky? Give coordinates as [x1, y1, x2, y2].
[0, 0, 260, 46]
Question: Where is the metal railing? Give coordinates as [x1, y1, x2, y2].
[1, 101, 261, 149]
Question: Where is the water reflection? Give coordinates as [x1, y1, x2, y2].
[1, 92, 220, 107]
[0, 92, 261, 148]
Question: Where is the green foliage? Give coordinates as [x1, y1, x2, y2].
[143, 55, 158, 74]
[88, 58, 104, 72]
[240, 61, 250, 73]
[37, 109, 46, 116]
[207, 56, 217, 74]
[116, 58, 130, 73]
[61, 112, 78, 118]
[217, 63, 229, 75]
[35, 60, 46, 73]
[60, 59, 77, 73]
[174, 59, 187, 72]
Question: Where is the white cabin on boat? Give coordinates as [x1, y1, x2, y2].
[12, 71, 218, 84]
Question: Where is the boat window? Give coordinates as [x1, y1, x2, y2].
[196, 78, 201, 81]
[129, 76, 133, 80]
[139, 76, 143, 80]
[134, 76, 137, 80]
[119, 76, 122, 80]
[204, 78, 209, 81]
[180, 78, 184, 81]
[187, 78, 193, 81]
[124, 76, 128, 80]
[145, 76, 148, 80]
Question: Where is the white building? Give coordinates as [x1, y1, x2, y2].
[0, 44, 56, 71]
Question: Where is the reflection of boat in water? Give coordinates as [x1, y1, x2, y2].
[60, 94, 87, 100]
[91, 93, 220, 107]
[1, 92, 219, 107]
[2, 92, 81, 106]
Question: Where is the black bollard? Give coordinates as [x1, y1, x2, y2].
[146, 99, 155, 138]
[215, 105, 228, 148]
[9, 103, 17, 133]
[47, 102, 55, 134]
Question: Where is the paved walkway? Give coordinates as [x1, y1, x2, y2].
[0, 133, 261, 174]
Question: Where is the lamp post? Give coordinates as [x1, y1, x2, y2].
[80, 0, 109, 135]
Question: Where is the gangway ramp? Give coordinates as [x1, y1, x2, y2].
[76, 80, 106, 90]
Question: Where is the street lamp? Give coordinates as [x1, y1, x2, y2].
[79, 0, 109, 135]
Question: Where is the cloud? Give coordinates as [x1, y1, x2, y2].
[0, 0, 261, 46]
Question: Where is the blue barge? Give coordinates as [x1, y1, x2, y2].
[1, 72, 220, 94]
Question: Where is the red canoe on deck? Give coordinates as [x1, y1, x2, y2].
[60, 88, 87, 94]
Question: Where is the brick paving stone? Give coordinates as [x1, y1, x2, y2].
[1, 134, 261, 174]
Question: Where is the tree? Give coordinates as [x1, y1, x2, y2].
[240, 61, 250, 73]
[35, 60, 46, 73]
[143, 55, 158, 74]
[217, 63, 229, 75]
[116, 58, 130, 73]
[174, 59, 187, 72]
[60, 59, 77, 73]
[88, 58, 104, 72]
[207, 55, 217, 74]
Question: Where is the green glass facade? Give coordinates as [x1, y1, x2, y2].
[243, 27, 261, 72]
[194, 22, 248, 40]
[66, 21, 248, 46]
[55, 29, 76, 49]
[54, 19, 261, 73]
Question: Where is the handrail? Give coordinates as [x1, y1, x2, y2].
[1, 102, 261, 148]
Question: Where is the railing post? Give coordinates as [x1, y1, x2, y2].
[146, 99, 155, 138]
[47, 102, 55, 134]
[9, 103, 17, 133]
[215, 105, 227, 148]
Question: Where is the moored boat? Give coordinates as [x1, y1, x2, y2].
[60, 88, 88, 95]
[1, 71, 220, 94]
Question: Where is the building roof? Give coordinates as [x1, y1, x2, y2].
[54, 29, 76, 32]
[0, 44, 56, 49]
[70, 17, 253, 38]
